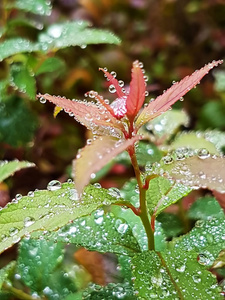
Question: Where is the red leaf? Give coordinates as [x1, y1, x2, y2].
[74, 135, 141, 195]
[136, 60, 223, 127]
[99, 68, 124, 98]
[37, 93, 124, 136]
[126, 60, 146, 118]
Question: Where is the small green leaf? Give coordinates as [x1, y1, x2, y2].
[214, 70, 225, 92]
[172, 217, 225, 267]
[144, 109, 189, 141]
[0, 261, 16, 289]
[203, 130, 225, 152]
[146, 176, 191, 217]
[188, 196, 224, 220]
[17, 238, 64, 292]
[35, 57, 65, 75]
[0, 96, 38, 147]
[10, 64, 36, 99]
[131, 248, 223, 299]
[38, 21, 121, 52]
[82, 282, 137, 299]
[0, 39, 39, 61]
[0, 160, 35, 183]
[169, 131, 220, 154]
[43, 210, 140, 256]
[136, 142, 162, 166]
[10, 0, 52, 16]
[0, 183, 121, 254]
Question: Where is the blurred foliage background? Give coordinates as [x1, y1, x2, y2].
[0, 0, 225, 205]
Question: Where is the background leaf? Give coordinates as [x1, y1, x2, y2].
[188, 196, 224, 220]
[10, 0, 52, 16]
[10, 64, 36, 100]
[38, 21, 121, 52]
[0, 160, 35, 183]
[35, 57, 65, 75]
[0, 183, 121, 254]
[0, 39, 39, 61]
[0, 96, 38, 147]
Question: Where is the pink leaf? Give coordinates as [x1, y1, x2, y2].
[161, 155, 225, 193]
[99, 68, 125, 98]
[37, 93, 123, 136]
[126, 61, 146, 118]
[74, 135, 141, 195]
[136, 60, 223, 127]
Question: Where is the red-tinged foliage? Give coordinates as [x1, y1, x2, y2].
[136, 60, 223, 128]
[126, 61, 146, 119]
[37, 93, 124, 136]
[99, 68, 124, 98]
[74, 135, 141, 195]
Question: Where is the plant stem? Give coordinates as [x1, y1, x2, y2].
[128, 145, 155, 250]
[2, 282, 42, 300]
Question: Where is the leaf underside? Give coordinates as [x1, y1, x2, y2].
[74, 135, 141, 195]
[161, 155, 225, 193]
[136, 60, 223, 127]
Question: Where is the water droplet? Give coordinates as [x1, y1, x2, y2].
[47, 180, 61, 191]
[39, 97, 46, 104]
[163, 155, 173, 164]
[93, 183, 101, 188]
[28, 191, 34, 197]
[198, 253, 211, 266]
[109, 84, 116, 93]
[192, 274, 201, 283]
[197, 148, 210, 159]
[24, 217, 35, 228]
[118, 80, 124, 87]
[15, 194, 22, 200]
[69, 189, 79, 201]
[110, 71, 117, 78]
[176, 265, 186, 273]
[108, 187, 121, 198]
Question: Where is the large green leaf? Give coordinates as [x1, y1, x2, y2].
[10, 0, 52, 16]
[131, 247, 222, 299]
[0, 39, 39, 61]
[10, 64, 36, 99]
[0, 96, 38, 147]
[0, 160, 35, 182]
[188, 196, 224, 220]
[172, 217, 225, 267]
[17, 238, 64, 292]
[0, 183, 121, 254]
[43, 209, 140, 256]
[38, 21, 121, 52]
[146, 176, 191, 217]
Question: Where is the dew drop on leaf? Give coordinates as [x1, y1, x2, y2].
[47, 180, 61, 191]
[39, 97, 46, 104]
[197, 148, 210, 159]
[109, 84, 116, 93]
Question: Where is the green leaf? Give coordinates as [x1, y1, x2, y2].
[188, 196, 224, 220]
[131, 248, 223, 299]
[144, 109, 189, 141]
[0, 39, 39, 61]
[0, 96, 38, 147]
[172, 217, 225, 267]
[157, 213, 184, 239]
[17, 238, 64, 292]
[10, 64, 36, 99]
[0, 183, 121, 254]
[0, 262, 16, 289]
[202, 130, 225, 152]
[153, 151, 225, 193]
[82, 282, 137, 300]
[198, 102, 225, 130]
[38, 21, 121, 52]
[43, 209, 140, 256]
[0, 160, 35, 182]
[214, 70, 225, 92]
[169, 131, 220, 154]
[146, 176, 191, 217]
[35, 57, 65, 75]
[10, 0, 52, 16]
[64, 292, 82, 300]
